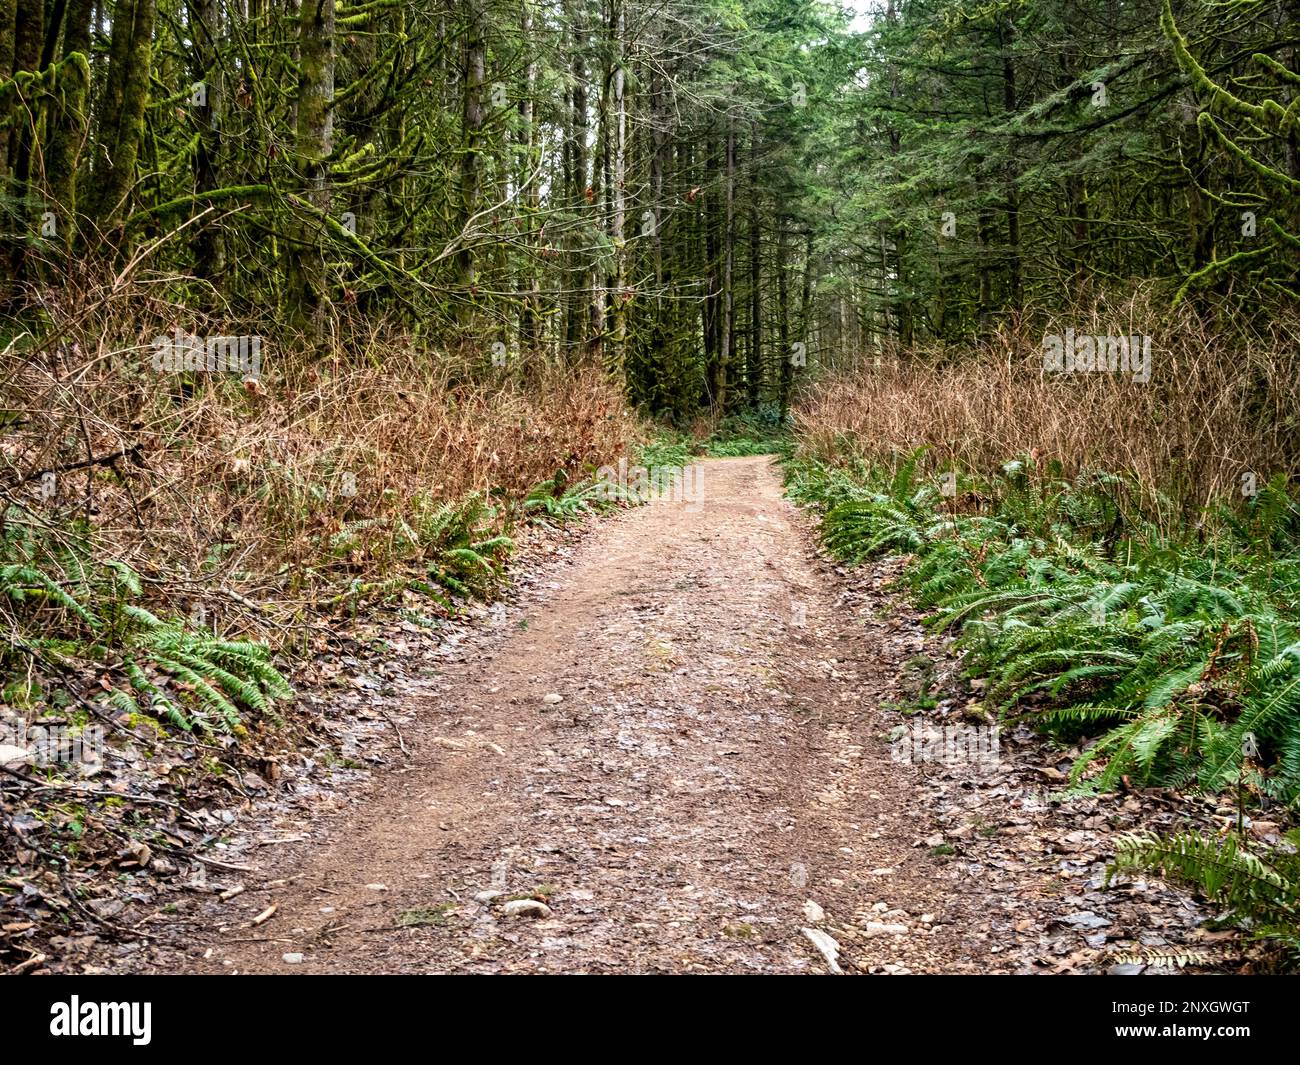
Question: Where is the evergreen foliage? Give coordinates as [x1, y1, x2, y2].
[0, 510, 290, 733]
[786, 453, 1300, 804]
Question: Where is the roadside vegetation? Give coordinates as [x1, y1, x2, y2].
[784, 310, 1300, 962]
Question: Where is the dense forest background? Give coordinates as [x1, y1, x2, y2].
[2, 0, 1295, 417]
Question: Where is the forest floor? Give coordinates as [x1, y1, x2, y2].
[117, 456, 1218, 975]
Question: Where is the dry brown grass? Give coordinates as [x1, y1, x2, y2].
[1, 271, 639, 626]
[795, 292, 1300, 514]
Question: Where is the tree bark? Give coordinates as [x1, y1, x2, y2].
[88, 0, 155, 230]
[608, 0, 628, 372]
[747, 190, 761, 408]
[453, 0, 486, 330]
[190, 0, 225, 286]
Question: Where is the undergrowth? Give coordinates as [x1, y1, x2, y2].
[1, 297, 647, 759]
[701, 408, 789, 457]
[0, 422, 687, 751]
[785, 448, 1300, 802]
[786, 445, 1300, 960]
[1, 513, 290, 735]
[1108, 829, 1300, 965]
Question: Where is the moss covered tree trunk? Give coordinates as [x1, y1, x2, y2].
[190, 0, 224, 287]
[564, 0, 588, 360]
[0, 0, 16, 186]
[6, 0, 41, 180]
[454, 0, 486, 331]
[87, 0, 155, 230]
[44, 0, 93, 254]
[776, 218, 791, 417]
[2, 0, 42, 280]
[747, 184, 761, 408]
[607, 0, 627, 372]
[518, 7, 543, 358]
[288, 0, 335, 335]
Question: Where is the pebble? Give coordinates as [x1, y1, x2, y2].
[543, 693, 563, 705]
[501, 899, 552, 918]
[283, 953, 304, 964]
[801, 928, 843, 974]
[803, 900, 826, 923]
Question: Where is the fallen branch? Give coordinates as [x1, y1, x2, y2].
[9, 443, 147, 487]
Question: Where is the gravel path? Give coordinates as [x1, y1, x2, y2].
[135, 456, 1195, 974]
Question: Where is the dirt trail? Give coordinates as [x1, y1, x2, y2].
[137, 457, 1042, 973]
